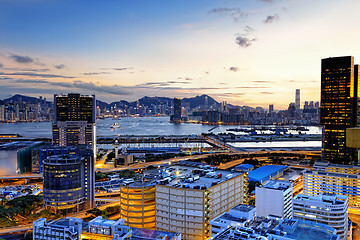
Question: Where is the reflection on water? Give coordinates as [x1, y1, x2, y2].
[0, 116, 322, 138]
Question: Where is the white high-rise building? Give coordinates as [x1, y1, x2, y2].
[293, 193, 348, 240]
[255, 180, 293, 219]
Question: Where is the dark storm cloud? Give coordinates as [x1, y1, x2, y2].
[54, 64, 65, 69]
[9, 54, 34, 64]
[235, 35, 256, 47]
[0, 63, 3, 68]
[0, 72, 74, 78]
[264, 14, 279, 24]
[208, 8, 248, 22]
[229, 67, 239, 72]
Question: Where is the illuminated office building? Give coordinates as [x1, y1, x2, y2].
[43, 149, 95, 212]
[52, 93, 96, 151]
[320, 56, 358, 164]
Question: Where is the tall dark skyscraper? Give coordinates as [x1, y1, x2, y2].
[320, 56, 358, 164]
[170, 97, 182, 122]
[52, 93, 96, 150]
[295, 89, 300, 110]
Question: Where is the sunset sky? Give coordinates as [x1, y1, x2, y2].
[0, 0, 359, 108]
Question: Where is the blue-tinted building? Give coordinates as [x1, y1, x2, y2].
[0, 141, 44, 174]
[248, 165, 288, 183]
[234, 164, 254, 172]
[31, 144, 77, 173]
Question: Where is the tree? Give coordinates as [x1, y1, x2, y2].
[86, 208, 103, 218]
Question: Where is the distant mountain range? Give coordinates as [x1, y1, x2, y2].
[1, 94, 253, 110]
[2, 94, 52, 105]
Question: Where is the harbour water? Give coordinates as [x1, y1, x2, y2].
[0, 116, 322, 138]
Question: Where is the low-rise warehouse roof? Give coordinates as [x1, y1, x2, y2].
[248, 165, 288, 183]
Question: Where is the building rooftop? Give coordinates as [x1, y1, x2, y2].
[261, 180, 292, 191]
[131, 228, 179, 240]
[126, 162, 244, 190]
[213, 218, 339, 240]
[0, 141, 43, 151]
[274, 219, 339, 240]
[248, 165, 288, 183]
[303, 169, 360, 179]
[235, 164, 254, 170]
[212, 212, 248, 224]
[294, 193, 348, 205]
[232, 204, 255, 213]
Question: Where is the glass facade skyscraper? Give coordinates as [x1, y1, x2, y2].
[52, 93, 96, 150]
[320, 56, 358, 164]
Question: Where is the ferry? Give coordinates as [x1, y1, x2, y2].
[110, 123, 121, 129]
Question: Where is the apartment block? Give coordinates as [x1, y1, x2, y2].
[303, 168, 360, 208]
[293, 194, 348, 240]
[117, 162, 248, 240]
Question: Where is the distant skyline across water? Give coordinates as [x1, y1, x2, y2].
[0, 116, 322, 138]
[1, 1, 360, 108]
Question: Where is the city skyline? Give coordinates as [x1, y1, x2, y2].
[1, 0, 360, 108]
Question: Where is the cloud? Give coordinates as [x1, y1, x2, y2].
[0, 63, 3, 68]
[229, 67, 239, 72]
[3, 68, 49, 72]
[235, 34, 256, 47]
[113, 68, 130, 71]
[260, 0, 274, 2]
[135, 79, 192, 88]
[15, 79, 50, 84]
[244, 25, 254, 33]
[54, 81, 131, 95]
[8, 78, 131, 96]
[83, 72, 111, 75]
[208, 8, 248, 22]
[0, 72, 74, 78]
[54, 64, 65, 69]
[264, 14, 279, 24]
[260, 92, 274, 94]
[185, 77, 193, 81]
[9, 54, 34, 64]
[253, 80, 272, 83]
[234, 86, 268, 89]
